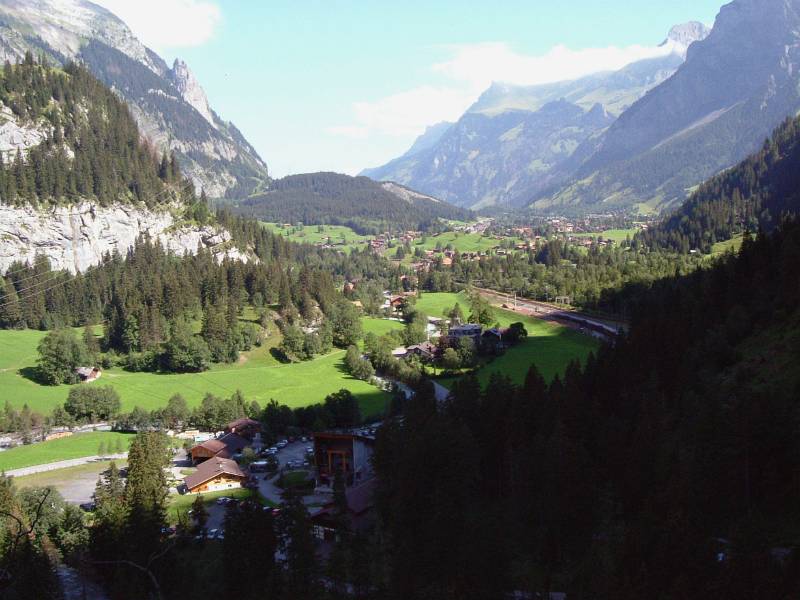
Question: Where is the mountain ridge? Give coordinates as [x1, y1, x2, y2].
[0, 0, 270, 198]
[360, 22, 709, 209]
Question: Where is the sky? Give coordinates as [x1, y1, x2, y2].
[94, 0, 725, 178]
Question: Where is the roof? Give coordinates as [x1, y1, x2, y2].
[226, 417, 260, 431]
[191, 432, 249, 457]
[407, 341, 438, 355]
[184, 457, 246, 490]
[346, 479, 376, 514]
[75, 366, 96, 377]
[451, 324, 482, 333]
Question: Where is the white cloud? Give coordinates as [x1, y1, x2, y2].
[431, 41, 673, 90]
[93, 0, 221, 50]
[330, 40, 676, 143]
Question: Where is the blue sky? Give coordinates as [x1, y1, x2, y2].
[97, 0, 725, 177]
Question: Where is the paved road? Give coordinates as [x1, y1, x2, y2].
[256, 440, 315, 505]
[5, 453, 128, 478]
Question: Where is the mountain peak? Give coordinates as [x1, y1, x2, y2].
[661, 21, 712, 57]
[170, 58, 216, 127]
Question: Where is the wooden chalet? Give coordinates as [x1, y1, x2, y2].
[184, 457, 246, 494]
[190, 432, 249, 464]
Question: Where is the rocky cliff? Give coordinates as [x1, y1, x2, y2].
[0, 201, 250, 274]
[0, 0, 269, 199]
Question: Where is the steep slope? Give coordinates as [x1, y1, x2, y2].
[0, 0, 269, 198]
[361, 121, 452, 181]
[544, 0, 800, 213]
[639, 115, 800, 253]
[0, 58, 247, 273]
[361, 23, 708, 209]
[231, 172, 472, 233]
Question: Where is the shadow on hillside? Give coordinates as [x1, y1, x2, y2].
[18, 366, 48, 385]
[269, 347, 292, 364]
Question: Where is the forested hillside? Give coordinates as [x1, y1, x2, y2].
[231, 172, 472, 234]
[0, 54, 193, 209]
[640, 115, 800, 253]
[373, 219, 800, 598]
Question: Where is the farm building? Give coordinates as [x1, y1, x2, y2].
[313, 430, 375, 486]
[184, 457, 246, 494]
[406, 341, 439, 361]
[75, 367, 101, 383]
[448, 324, 482, 341]
[190, 432, 249, 464]
[224, 418, 261, 441]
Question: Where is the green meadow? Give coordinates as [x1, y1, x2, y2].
[710, 233, 744, 257]
[415, 292, 599, 385]
[361, 316, 404, 338]
[0, 327, 389, 418]
[571, 228, 638, 244]
[411, 231, 518, 255]
[0, 432, 135, 472]
[260, 222, 371, 253]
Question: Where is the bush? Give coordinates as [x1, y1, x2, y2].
[64, 386, 121, 423]
[37, 329, 89, 385]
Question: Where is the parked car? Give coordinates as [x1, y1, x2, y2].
[208, 528, 218, 538]
[216, 497, 230, 505]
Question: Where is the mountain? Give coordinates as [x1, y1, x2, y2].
[230, 172, 472, 233]
[361, 121, 452, 181]
[543, 0, 800, 213]
[360, 23, 709, 209]
[639, 114, 800, 253]
[0, 0, 269, 198]
[0, 57, 248, 273]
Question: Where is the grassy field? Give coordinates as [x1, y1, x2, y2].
[0, 432, 135, 471]
[571, 228, 638, 244]
[415, 292, 599, 385]
[0, 329, 389, 417]
[168, 487, 258, 524]
[711, 233, 744, 256]
[261, 222, 371, 253]
[361, 316, 404, 338]
[412, 231, 517, 254]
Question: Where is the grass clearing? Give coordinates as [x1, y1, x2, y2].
[0, 432, 136, 471]
[571, 228, 638, 244]
[11, 459, 126, 490]
[415, 292, 599, 386]
[361, 316, 404, 338]
[260, 222, 371, 253]
[711, 233, 744, 257]
[412, 231, 518, 255]
[167, 487, 256, 524]
[0, 329, 389, 417]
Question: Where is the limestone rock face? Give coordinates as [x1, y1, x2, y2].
[0, 202, 251, 274]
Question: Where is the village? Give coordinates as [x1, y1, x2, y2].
[169, 416, 381, 546]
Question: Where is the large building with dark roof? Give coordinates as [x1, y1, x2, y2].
[190, 432, 249, 464]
